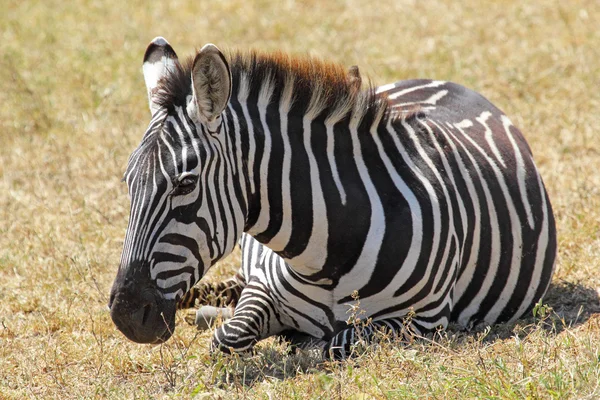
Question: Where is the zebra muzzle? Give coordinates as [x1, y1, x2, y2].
[109, 274, 177, 344]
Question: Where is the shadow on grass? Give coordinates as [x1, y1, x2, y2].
[209, 342, 327, 389]
[459, 279, 600, 344]
[209, 280, 600, 388]
[539, 280, 600, 327]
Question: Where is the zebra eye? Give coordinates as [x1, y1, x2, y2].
[172, 173, 198, 196]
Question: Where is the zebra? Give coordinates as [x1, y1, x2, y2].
[109, 37, 557, 359]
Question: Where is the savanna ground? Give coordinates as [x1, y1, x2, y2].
[1, 0, 600, 398]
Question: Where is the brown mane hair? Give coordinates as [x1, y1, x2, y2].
[154, 49, 388, 126]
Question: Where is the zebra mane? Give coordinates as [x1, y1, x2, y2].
[154, 49, 390, 127]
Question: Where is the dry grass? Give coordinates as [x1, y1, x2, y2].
[1, 0, 600, 398]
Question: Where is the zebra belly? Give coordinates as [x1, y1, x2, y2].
[242, 233, 456, 339]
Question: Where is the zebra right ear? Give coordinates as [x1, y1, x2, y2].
[142, 37, 179, 115]
[188, 44, 232, 131]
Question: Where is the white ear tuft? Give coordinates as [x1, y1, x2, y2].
[142, 37, 179, 115]
[188, 43, 231, 130]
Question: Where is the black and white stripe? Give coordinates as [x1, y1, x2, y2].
[109, 37, 556, 355]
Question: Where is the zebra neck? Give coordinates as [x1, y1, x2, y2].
[229, 69, 383, 277]
[233, 103, 365, 277]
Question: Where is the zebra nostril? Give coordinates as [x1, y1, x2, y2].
[131, 302, 154, 327]
[141, 303, 152, 326]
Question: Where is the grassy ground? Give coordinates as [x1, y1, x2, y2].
[1, 0, 600, 398]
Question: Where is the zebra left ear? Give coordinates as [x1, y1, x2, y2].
[188, 44, 232, 131]
[143, 37, 179, 115]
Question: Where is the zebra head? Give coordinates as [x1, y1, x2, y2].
[109, 37, 244, 344]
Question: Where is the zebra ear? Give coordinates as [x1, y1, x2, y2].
[188, 44, 231, 130]
[142, 37, 179, 115]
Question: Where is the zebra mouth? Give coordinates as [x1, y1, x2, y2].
[109, 285, 177, 344]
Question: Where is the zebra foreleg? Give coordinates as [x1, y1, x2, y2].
[177, 270, 245, 309]
[324, 317, 417, 360]
[177, 270, 245, 329]
[211, 280, 284, 354]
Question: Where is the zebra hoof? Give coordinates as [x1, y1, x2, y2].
[194, 306, 232, 331]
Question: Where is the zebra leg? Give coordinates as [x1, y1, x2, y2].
[177, 269, 245, 309]
[191, 305, 234, 330]
[177, 270, 245, 329]
[324, 317, 416, 360]
[211, 280, 284, 354]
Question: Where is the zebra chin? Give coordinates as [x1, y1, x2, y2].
[109, 263, 178, 344]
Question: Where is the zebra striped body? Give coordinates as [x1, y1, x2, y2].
[109, 38, 556, 356]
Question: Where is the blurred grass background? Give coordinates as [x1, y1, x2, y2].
[1, 0, 600, 398]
